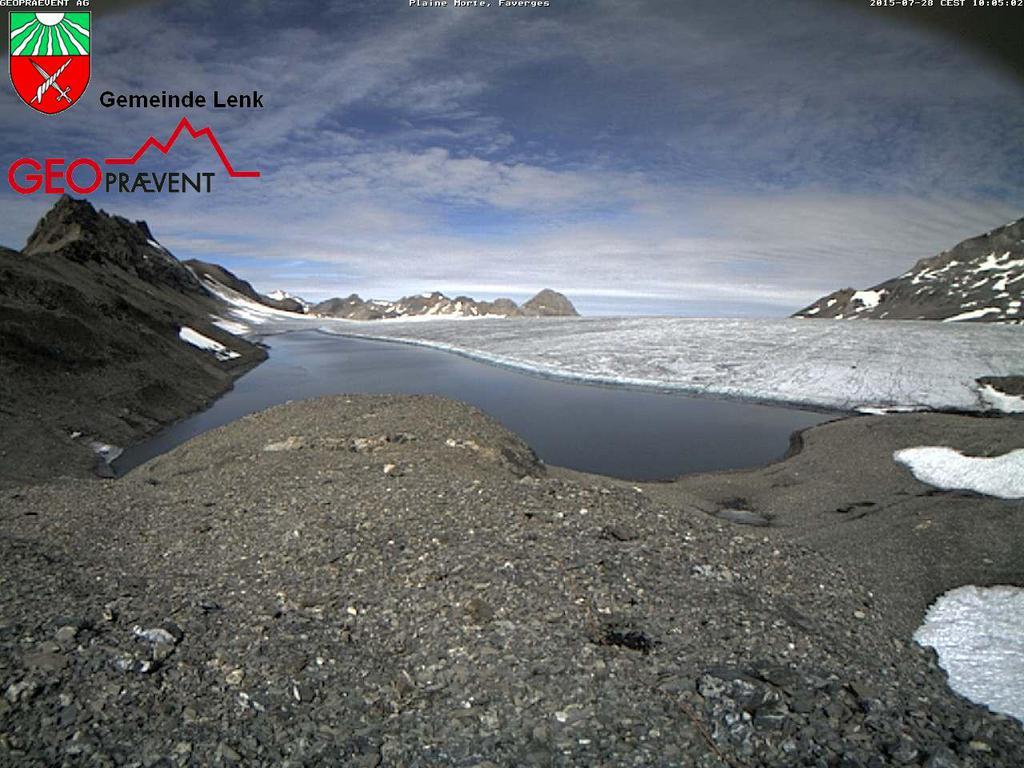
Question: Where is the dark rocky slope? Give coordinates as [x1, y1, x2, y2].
[0, 196, 264, 486]
[312, 289, 578, 320]
[794, 217, 1023, 322]
[184, 260, 306, 313]
[0, 396, 1021, 766]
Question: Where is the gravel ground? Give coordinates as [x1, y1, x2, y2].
[1, 395, 1022, 766]
[650, 411, 1024, 638]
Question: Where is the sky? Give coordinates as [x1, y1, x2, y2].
[1, 0, 1022, 316]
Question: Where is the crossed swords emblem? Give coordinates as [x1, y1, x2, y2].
[28, 57, 73, 105]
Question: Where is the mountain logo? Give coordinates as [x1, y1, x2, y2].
[9, 12, 90, 115]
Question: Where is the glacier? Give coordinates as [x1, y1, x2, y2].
[206, 286, 1024, 412]
[325, 317, 1024, 413]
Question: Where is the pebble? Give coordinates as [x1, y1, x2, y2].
[54, 626, 78, 644]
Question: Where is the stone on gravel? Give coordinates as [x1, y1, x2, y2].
[715, 507, 771, 527]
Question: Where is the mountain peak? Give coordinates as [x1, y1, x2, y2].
[794, 217, 1024, 323]
[522, 288, 579, 317]
[26, 195, 146, 255]
[312, 287, 579, 320]
[22, 195, 200, 293]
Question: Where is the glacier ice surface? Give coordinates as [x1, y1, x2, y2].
[204, 299, 1024, 413]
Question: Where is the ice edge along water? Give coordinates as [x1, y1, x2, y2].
[201, 279, 1024, 413]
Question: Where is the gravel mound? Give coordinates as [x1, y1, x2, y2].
[1, 395, 1021, 766]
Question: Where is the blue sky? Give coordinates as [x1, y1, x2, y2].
[1, 0, 1022, 315]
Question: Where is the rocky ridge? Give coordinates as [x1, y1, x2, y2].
[0, 196, 264, 485]
[794, 217, 1024, 322]
[184, 260, 307, 314]
[311, 289, 578, 320]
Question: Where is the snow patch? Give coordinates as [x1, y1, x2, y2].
[894, 446, 1024, 499]
[178, 327, 241, 361]
[942, 307, 1002, 323]
[975, 251, 1024, 272]
[146, 238, 166, 252]
[211, 317, 252, 336]
[851, 290, 884, 309]
[855, 405, 923, 415]
[914, 585, 1024, 723]
[979, 384, 1024, 414]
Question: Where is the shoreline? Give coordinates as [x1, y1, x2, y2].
[110, 329, 840, 483]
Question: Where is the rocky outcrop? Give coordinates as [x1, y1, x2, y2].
[522, 288, 579, 317]
[312, 289, 579, 320]
[23, 195, 203, 295]
[794, 216, 1023, 322]
[0, 196, 264, 486]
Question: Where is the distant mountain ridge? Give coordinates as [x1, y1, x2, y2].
[794, 217, 1024, 323]
[311, 288, 578, 320]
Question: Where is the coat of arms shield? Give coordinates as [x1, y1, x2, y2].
[9, 12, 90, 115]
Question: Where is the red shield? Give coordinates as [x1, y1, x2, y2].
[11, 55, 89, 114]
[9, 11, 91, 115]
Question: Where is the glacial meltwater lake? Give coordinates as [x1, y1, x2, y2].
[114, 331, 837, 480]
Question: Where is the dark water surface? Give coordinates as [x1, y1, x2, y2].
[114, 331, 836, 480]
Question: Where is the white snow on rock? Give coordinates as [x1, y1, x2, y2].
[200, 279, 312, 324]
[266, 290, 310, 311]
[851, 290, 884, 309]
[855, 405, 922, 415]
[178, 327, 241, 361]
[915, 585, 1024, 723]
[975, 250, 1024, 273]
[211, 316, 252, 336]
[942, 308, 1003, 323]
[894, 447, 1024, 499]
[978, 384, 1024, 414]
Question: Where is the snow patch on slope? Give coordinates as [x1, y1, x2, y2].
[211, 316, 252, 336]
[979, 384, 1024, 414]
[851, 290, 884, 309]
[943, 308, 1003, 323]
[894, 447, 1024, 499]
[178, 327, 241, 361]
[915, 585, 1024, 723]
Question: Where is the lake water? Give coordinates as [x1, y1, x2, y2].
[113, 331, 837, 481]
